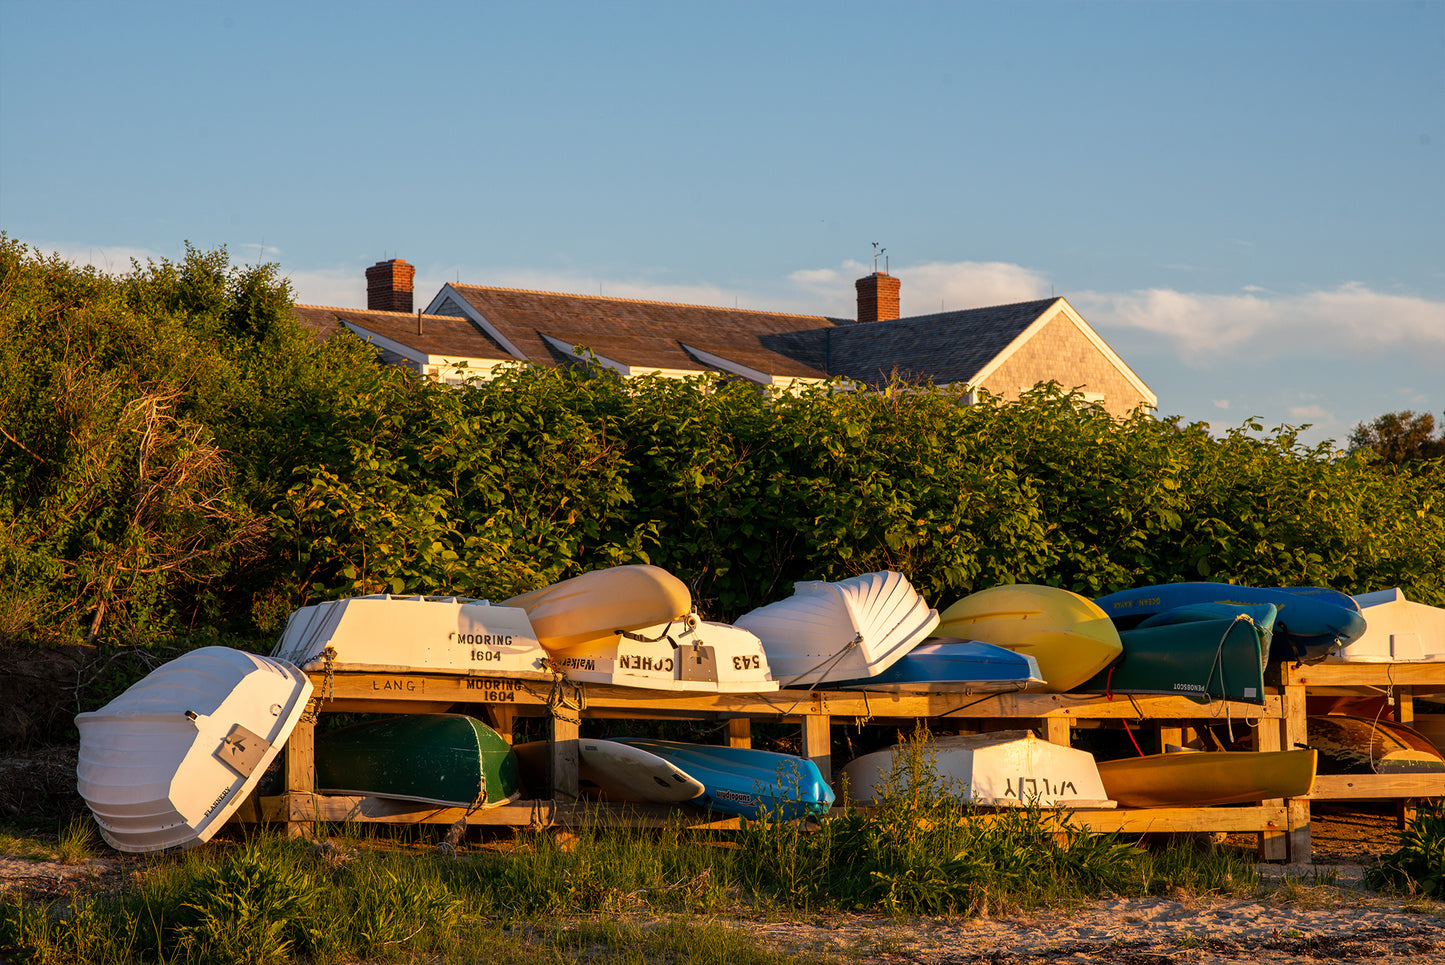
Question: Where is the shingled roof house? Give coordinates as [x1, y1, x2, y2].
[293, 259, 1156, 418]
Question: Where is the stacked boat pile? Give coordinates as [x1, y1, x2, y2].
[75, 564, 1443, 853]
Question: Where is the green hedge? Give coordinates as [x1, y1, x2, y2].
[2, 236, 1441, 647]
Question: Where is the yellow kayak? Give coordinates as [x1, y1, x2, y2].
[936, 584, 1123, 691]
[1097, 749, 1317, 808]
[502, 564, 692, 656]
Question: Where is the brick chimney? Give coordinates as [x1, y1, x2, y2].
[366, 258, 415, 313]
[855, 271, 901, 323]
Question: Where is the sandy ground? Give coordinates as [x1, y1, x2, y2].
[4, 803, 1439, 964]
[5, 854, 1442, 964]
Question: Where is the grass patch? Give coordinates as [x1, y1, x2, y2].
[56, 818, 98, 866]
[4, 735, 1264, 962]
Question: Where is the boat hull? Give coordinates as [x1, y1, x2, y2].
[935, 585, 1123, 692]
[1097, 749, 1317, 808]
[614, 738, 835, 819]
[832, 639, 1044, 693]
[1330, 589, 1445, 663]
[1308, 715, 1445, 774]
[1093, 583, 1365, 663]
[736, 571, 939, 687]
[271, 594, 553, 679]
[76, 647, 312, 853]
[548, 620, 779, 692]
[503, 565, 692, 654]
[1075, 615, 1268, 704]
[841, 730, 1113, 808]
[316, 714, 521, 807]
[513, 738, 705, 803]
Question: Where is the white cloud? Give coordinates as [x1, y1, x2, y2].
[286, 267, 364, 308]
[1212, 399, 1230, 409]
[786, 258, 1051, 318]
[1073, 283, 1445, 362]
[1289, 404, 1332, 422]
[32, 242, 170, 275]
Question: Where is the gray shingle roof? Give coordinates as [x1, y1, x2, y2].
[820, 298, 1060, 386]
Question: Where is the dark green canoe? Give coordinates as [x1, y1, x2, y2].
[316, 714, 521, 807]
[1074, 614, 1268, 704]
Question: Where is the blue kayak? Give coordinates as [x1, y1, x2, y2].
[614, 739, 835, 819]
[1094, 583, 1365, 663]
[831, 638, 1044, 693]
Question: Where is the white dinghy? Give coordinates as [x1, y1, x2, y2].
[76, 647, 312, 853]
[1330, 588, 1445, 663]
[734, 571, 939, 687]
[271, 594, 554, 681]
[841, 730, 1114, 808]
[551, 615, 780, 692]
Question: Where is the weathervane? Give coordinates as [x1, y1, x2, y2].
[872, 242, 888, 274]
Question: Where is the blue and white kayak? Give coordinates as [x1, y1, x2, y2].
[1094, 583, 1365, 663]
[614, 739, 835, 820]
[831, 638, 1044, 693]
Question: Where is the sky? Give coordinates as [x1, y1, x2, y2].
[2, 1, 1441, 447]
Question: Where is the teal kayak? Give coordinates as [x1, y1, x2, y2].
[1075, 614, 1268, 704]
[1094, 583, 1364, 663]
[316, 714, 522, 807]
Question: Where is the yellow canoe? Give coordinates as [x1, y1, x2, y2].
[502, 564, 693, 656]
[1097, 749, 1317, 808]
[936, 584, 1123, 691]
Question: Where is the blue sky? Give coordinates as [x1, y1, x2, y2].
[3, 1, 1441, 446]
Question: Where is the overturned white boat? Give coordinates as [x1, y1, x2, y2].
[550, 615, 780, 692]
[271, 594, 554, 680]
[734, 571, 939, 687]
[841, 730, 1114, 808]
[76, 647, 312, 853]
[1330, 588, 1445, 663]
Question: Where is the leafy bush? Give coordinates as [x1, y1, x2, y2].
[1366, 802, 1445, 896]
[4, 233, 1442, 650]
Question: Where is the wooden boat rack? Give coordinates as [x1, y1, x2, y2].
[251, 661, 1445, 863]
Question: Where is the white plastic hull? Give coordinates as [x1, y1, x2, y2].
[552, 620, 779, 692]
[76, 647, 312, 853]
[735, 571, 939, 686]
[841, 730, 1113, 808]
[1330, 589, 1445, 663]
[271, 595, 554, 680]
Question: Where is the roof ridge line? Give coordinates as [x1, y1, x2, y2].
[449, 282, 831, 321]
[294, 303, 457, 317]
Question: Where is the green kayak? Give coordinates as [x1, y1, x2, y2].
[1074, 613, 1268, 704]
[316, 714, 522, 807]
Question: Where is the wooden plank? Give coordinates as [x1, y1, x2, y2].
[1285, 662, 1445, 688]
[250, 795, 1286, 839]
[284, 713, 316, 839]
[1253, 707, 1286, 861]
[1043, 716, 1072, 747]
[1287, 799, 1312, 862]
[1063, 806, 1288, 835]
[1397, 690, 1415, 726]
[727, 718, 752, 749]
[1308, 773, 1445, 800]
[1156, 724, 1183, 752]
[549, 712, 580, 803]
[308, 672, 1282, 721]
[802, 714, 832, 783]
[487, 705, 517, 743]
[256, 795, 746, 829]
